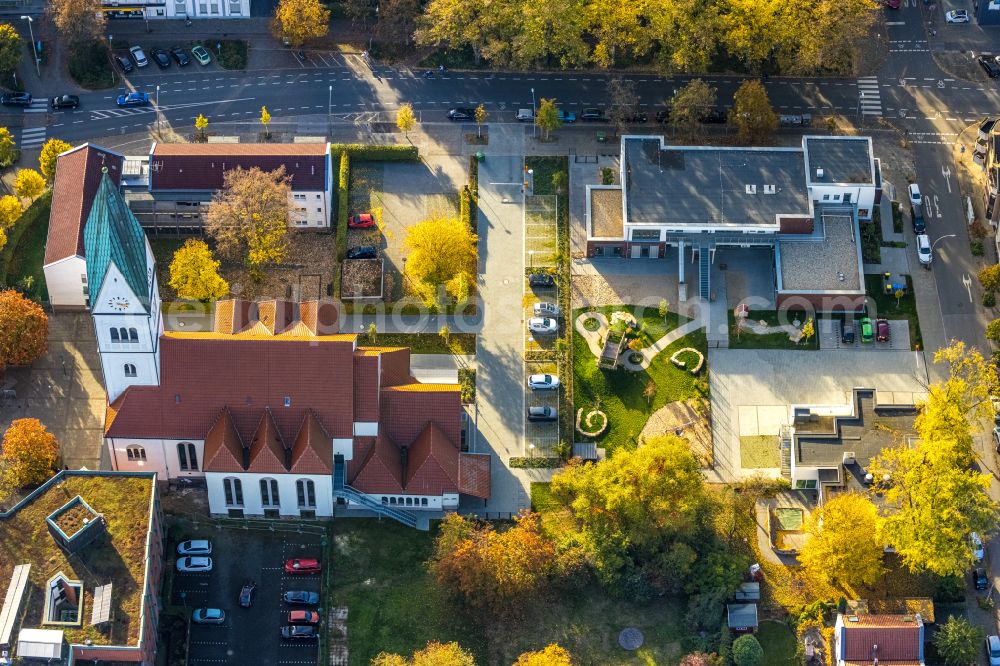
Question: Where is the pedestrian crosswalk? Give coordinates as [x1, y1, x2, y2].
[24, 100, 47, 114]
[89, 107, 156, 120]
[857, 76, 883, 117]
[19, 127, 46, 149]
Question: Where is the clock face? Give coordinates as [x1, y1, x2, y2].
[108, 297, 130, 311]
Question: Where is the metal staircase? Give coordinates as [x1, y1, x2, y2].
[698, 247, 710, 300]
[779, 425, 792, 479]
[333, 456, 422, 529]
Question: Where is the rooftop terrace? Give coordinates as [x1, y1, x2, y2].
[805, 137, 874, 186]
[778, 214, 862, 292]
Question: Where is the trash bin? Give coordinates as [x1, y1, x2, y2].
[597, 131, 607, 143]
[476, 151, 485, 162]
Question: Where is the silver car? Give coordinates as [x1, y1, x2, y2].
[528, 374, 560, 390]
[177, 556, 213, 572]
[533, 302, 561, 317]
[177, 539, 212, 556]
[527, 317, 558, 334]
[129, 45, 149, 68]
[192, 608, 225, 624]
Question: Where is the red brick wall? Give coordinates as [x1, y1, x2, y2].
[778, 217, 814, 234]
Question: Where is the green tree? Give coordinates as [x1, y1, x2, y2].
[39, 139, 73, 181]
[670, 79, 717, 138]
[731, 635, 763, 666]
[934, 615, 983, 666]
[0, 24, 23, 74]
[980, 264, 1000, 293]
[474, 103, 488, 138]
[14, 169, 45, 201]
[535, 98, 561, 140]
[799, 493, 884, 587]
[397, 103, 417, 137]
[730, 80, 778, 144]
[272, 0, 331, 47]
[987, 318, 1000, 345]
[404, 215, 477, 307]
[195, 114, 209, 142]
[0, 127, 16, 168]
[168, 239, 230, 301]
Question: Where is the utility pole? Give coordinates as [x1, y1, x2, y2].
[20, 16, 39, 78]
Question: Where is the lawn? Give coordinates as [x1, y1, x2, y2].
[3, 192, 52, 301]
[368, 332, 476, 355]
[864, 274, 923, 350]
[740, 435, 780, 469]
[573, 305, 708, 453]
[331, 519, 690, 666]
[728, 310, 819, 350]
[757, 620, 798, 666]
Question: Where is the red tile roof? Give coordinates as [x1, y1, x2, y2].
[348, 436, 375, 483]
[203, 408, 244, 473]
[353, 354, 380, 423]
[290, 411, 333, 475]
[149, 142, 328, 192]
[44, 144, 124, 265]
[379, 348, 412, 387]
[404, 422, 459, 495]
[842, 615, 922, 663]
[352, 434, 404, 494]
[247, 408, 288, 474]
[458, 453, 491, 498]
[381, 384, 462, 449]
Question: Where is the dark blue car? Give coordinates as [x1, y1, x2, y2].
[116, 92, 149, 108]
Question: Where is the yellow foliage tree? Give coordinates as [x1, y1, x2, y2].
[273, 0, 330, 47]
[168, 239, 230, 301]
[0, 195, 22, 228]
[799, 493, 884, 587]
[0, 418, 58, 497]
[0, 127, 16, 168]
[260, 105, 272, 137]
[0, 289, 48, 368]
[514, 644, 573, 666]
[404, 215, 477, 307]
[14, 169, 46, 201]
[372, 641, 476, 666]
[195, 114, 209, 141]
[729, 80, 778, 144]
[39, 139, 73, 181]
[397, 103, 417, 137]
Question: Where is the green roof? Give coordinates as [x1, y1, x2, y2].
[83, 169, 149, 310]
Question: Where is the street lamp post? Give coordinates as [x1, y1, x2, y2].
[328, 85, 332, 130]
[531, 87, 536, 138]
[369, 5, 379, 53]
[857, 91, 865, 126]
[155, 85, 160, 131]
[20, 16, 39, 78]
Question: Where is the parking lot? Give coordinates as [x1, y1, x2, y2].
[524, 359, 561, 457]
[170, 522, 325, 666]
[525, 194, 559, 269]
[818, 317, 911, 350]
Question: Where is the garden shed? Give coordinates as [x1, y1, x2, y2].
[727, 603, 758, 633]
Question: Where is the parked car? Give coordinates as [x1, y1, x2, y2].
[974, 566, 989, 590]
[698, 109, 727, 124]
[116, 92, 150, 108]
[911, 203, 925, 233]
[50, 95, 79, 109]
[516, 108, 534, 122]
[916, 234, 932, 266]
[239, 580, 256, 608]
[987, 635, 1000, 666]
[883, 0, 901, 8]
[116, 54, 134, 73]
[528, 272, 555, 288]
[288, 610, 321, 625]
[860, 317, 874, 343]
[281, 625, 318, 640]
[581, 107, 606, 121]
[447, 107, 475, 120]
[170, 46, 191, 66]
[980, 55, 1000, 78]
[192, 608, 225, 625]
[528, 374, 560, 391]
[346, 246, 377, 260]
[0, 92, 31, 107]
[348, 213, 375, 229]
[284, 558, 321, 575]
[129, 45, 149, 68]
[283, 590, 320, 606]
[623, 111, 648, 123]
[533, 302, 561, 317]
[558, 109, 576, 123]
[527, 317, 558, 334]
[152, 49, 171, 69]
[655, 109, 670, 124]
[177, 556, 213, 572]
[972, 532, 985, 561]
[945, 9, 969, 23]
[191, 45, 212, 66]
[841, 319, 856, 344]
[527, 406, 557, 421]
[177, 539, 212, 556]
[875, 318, 890, 343]
[908, 182, 921, 207]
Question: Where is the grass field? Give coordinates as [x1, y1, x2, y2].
[739, 435, 780, 469]
[864, 274, 923, 350]
[756, 620, 798, 666]
[3, 193, 52, 301]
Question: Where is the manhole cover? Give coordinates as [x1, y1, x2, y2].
[619, 628, 644, 650]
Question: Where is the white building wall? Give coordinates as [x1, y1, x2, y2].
[289, 190, 329, 228]
[43, 257, 89, 309]
[809, 184, 876, 220]
[108, 437, 206, 480]
[113, 0, 251, 19]
[205, 472, 334, 517]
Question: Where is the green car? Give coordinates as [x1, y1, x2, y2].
[860, 317, 874, 343]
[191, 45, 212, 66]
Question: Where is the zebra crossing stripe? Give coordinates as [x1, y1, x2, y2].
[857, 77, 883, 117]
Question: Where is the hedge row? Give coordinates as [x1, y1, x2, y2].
[336, 151, 349, 264]
[509, 457, 563, 469]
[329, 144, 419, 162]
[466, 155, 479, 231]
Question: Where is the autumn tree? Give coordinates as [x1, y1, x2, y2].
[0, 24, 23, 74]
[373, 0, 421, 48]
[415, 0, 496, 65]
[372, 641, 476, 666]
[606, 76, 640, 137]
[796, 0, 880, 74]
[14, 169, 45, 201]
[195, 114, 209, 142]
[204, 166, 291, 277]
[717, 0, 796, 73]
[396, 103, 417, 137]
[679, 653, 718, 666]
[0, 419, 58, 496]
[535, 98, 561, 140]
[648, 0, 718, 73]
[0, 289, 47, 369]
[730, 80, 778, 144]
[0, 127, 15, 168]
[474, 104, 488, 138]
[47, 0, 105, 46]
[980, 264, 1000, 293]
[670, 79, 717, 138]
[0, 195, 22, 229]
[39, 139, 73, 182]
[429, 512, 562, 614]
[168, 239, 230, 301]
[514, 645, 572, 666]
[404, 215, 477, 307]
[586, 0, 652, 67]
[259, 106, 271, 139]
[799, 493, 884, 587]
[272, 0, 330, 47]
[987, 318, 1000, 345]
[935, 615, 982, 666]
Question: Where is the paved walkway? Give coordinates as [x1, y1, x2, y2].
[574, 311, 703, 370]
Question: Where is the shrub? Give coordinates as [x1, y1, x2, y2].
[509, 457, 562, 468]
[985, 291, 996, 308]
[459, 367, 476, 404]
[209, 40, 248, 69]
[732, 635, 763, 666]
[67, 39, 114, 89]
[336, 151, 349, 263]
[328, 144, 419, 162]
[600, 166, 615, 185]
[971, 240, 985, 256]
[459, 186, 472, 230]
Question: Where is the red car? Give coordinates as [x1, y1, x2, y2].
[348, 213, 375, 229]
[288, 610, 320, 625]
[284, 558, 322, 575]
[875, 318, 890, 343]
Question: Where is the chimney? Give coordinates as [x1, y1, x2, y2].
[400, 446, 409, 489]
[241, 445, 250, 471]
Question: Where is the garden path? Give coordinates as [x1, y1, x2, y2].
[574, 311, 704, 371]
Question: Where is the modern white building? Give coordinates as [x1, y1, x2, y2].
[101, 0, 249, 21]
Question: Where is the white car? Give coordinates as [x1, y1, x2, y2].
[129, 45, 149, 68]
[192, 608, 225, 624]
[527, 317, 558, 334]
[533, 302, 561, 317]
[972, 532, 985, 561]
[945, 9, 969, 22]
[987, 635, 1000, 666]
[908, 183, 921, 207]
[177, 539, 212, 556]
[176, 556, 213, 572]
[516, 108, 534, 122]
[528, 373, 560, 390]
[916, 234, 932, 266]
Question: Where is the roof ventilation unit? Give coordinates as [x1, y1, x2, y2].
[763, 184, 776, 194]
[843, 452, 856, 465]
[745, 184, 757, 194]
[815, 167, 824, 179]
